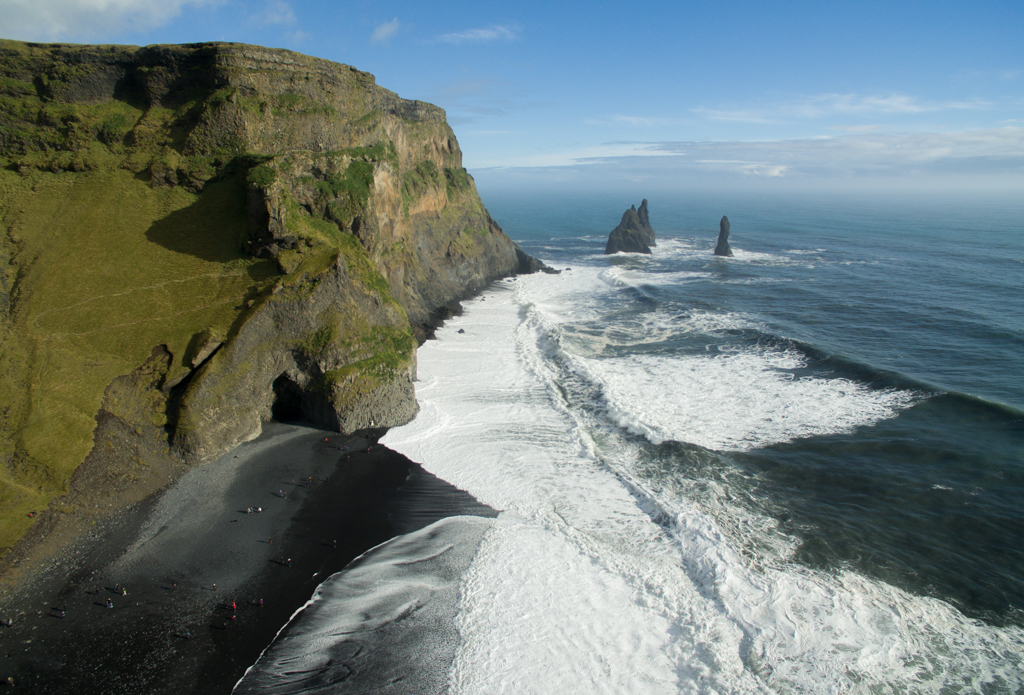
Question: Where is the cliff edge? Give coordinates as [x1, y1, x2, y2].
[0, 41, 536, 561]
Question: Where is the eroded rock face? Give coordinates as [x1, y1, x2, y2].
[605, 199, 656, 254]
[0, 40, 553, 554]
[174, 252, 419, 461]
[714, 215, 733, 257]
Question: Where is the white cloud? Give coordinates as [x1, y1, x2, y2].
[606, 115, 684, 127]
[371, 18, 399, 45]
[693, 93, 991, 124]
[250, 0, 295, 27]
[433, 78, 497, 99]
[830, 124, 884, 133]
[473, 141, 676, 168]
[436, 24, 518, 45]
[473, 128, 1024, 186]
[0, 0, 217, 41]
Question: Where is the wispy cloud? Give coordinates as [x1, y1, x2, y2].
[693, 93, 991, 124]
[427, 77, 546, 125]
[436, 24, 519, 45]
[371, 18, 400, 45]
[0, 0, 217, 41]
[474, 127, 1024, 185]
[599, 115, 686, 127]
[432, 78, 499, 100]
[829, 124, 883, 133]
[250, 0, 295, 27]
[473, 141, 677, 168]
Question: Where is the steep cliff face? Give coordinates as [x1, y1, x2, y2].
[0, 41, 524, 556]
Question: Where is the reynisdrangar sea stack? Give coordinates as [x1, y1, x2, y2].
[605, 199, 656, 254]
[714, 215, 733, 256]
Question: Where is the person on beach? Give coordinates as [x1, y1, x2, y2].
[184, 629, 192, 639]
[231, 601, 236, 612]
[258, 598, 264, 608]
[3, 618, 11, 627]
[212, 583, 217, 591]
[106, 599, 113, 608]
[121, 587, 127, 596]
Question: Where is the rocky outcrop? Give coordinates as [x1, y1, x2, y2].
[0, 40, 548, 557]
[605, 199, 656, 254]
[173, 250, 419, 461]
[515, 246, 559, 275]
[714, 215, 733, 257]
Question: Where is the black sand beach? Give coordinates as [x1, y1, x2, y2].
[0, 422, 495, 694]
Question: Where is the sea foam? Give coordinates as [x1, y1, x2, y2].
[382, 271, 1024, 693]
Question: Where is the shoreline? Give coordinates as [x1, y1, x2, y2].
[0, 421, 495, 694]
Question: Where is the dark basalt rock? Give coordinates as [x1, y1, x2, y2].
[515, 246, 560, 275]
[605, 199, 656, 254]
[714, 215, 733, 257]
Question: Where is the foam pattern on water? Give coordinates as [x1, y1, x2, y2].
[579, 348, 917, 450]
[382, 273, 1024, 694]
[526, 265, 917, 450]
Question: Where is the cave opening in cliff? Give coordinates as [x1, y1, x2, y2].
[271, 373, 304, 422]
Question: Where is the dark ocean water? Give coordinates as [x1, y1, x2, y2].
[484, 190, 1024, 628]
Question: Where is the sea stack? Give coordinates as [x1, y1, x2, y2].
[714, 215, 733, 257]
[605, 199, 656, 254]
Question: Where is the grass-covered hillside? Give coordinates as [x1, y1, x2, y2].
[0, 40, 519, 560]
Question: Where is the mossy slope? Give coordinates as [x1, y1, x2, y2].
[0, 40, 521, 560]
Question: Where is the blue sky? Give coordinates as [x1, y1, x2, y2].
[3, 0, 1023, 193]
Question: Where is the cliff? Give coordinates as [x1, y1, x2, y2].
[605, 199, 655, 254]
[0, 41, 533, 559]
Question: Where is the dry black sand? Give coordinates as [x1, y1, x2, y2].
[0, 422, 495, 694]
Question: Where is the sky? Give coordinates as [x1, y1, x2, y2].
[2, 0, 1023, 195]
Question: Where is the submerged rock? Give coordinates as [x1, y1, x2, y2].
[605, 199, 656, 254]
[714, 215, 733, 257]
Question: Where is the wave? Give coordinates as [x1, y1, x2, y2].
[380, 284, 1024, 693]
[521, 265, 921, 452]
[234, 517, 492, 694]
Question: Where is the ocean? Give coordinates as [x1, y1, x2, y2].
[238, 191, 1024, 693]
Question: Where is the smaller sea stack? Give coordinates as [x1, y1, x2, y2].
[605, 199, 656, 254]
[714, 215, 733, 257]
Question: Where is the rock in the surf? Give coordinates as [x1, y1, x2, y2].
[605, 199, 656, 254]
[714, 215, 733, 257]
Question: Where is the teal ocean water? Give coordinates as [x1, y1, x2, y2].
[486, 189, 1024, 628]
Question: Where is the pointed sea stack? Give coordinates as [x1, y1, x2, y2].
[605, 199, 656, 254]
[714, 215, 733, 257]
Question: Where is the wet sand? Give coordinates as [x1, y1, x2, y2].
[0, 422, 495, 694]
